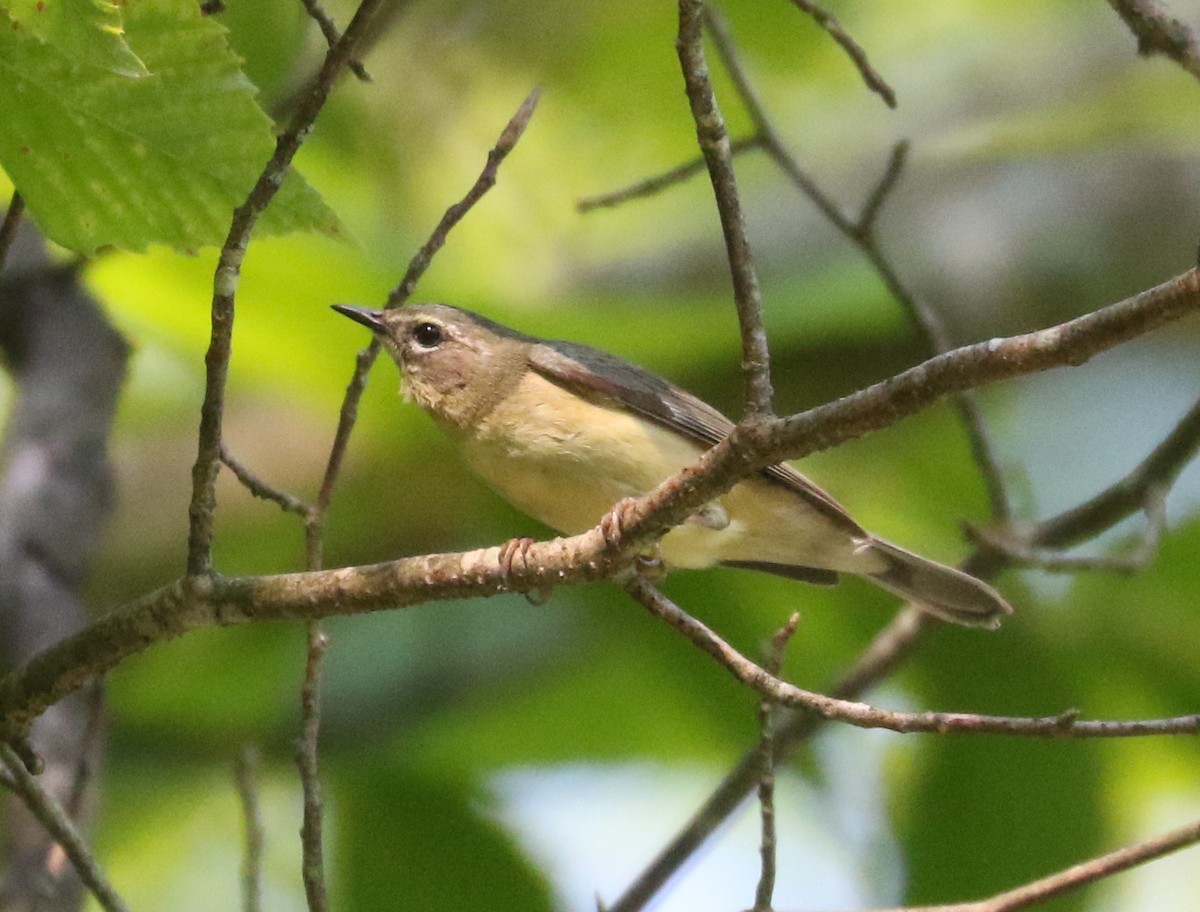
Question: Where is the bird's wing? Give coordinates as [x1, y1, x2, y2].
[527, 340, 864, 536]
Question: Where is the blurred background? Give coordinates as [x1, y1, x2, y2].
[9, 0, 1200, 908]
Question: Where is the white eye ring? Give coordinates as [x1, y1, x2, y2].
[412, 322, 444, 348]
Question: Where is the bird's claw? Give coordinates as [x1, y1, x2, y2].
[498, 536, 554, 605]
[600, 497, 641, 550]
[633, 553, 666, 580]
[498, 536, 537, 580]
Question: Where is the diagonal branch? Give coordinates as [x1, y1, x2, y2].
[0, 744, 128, 912]
[2, 269, 1197, 742]
[868, 816, 1200, 911]
[1035, 393, 1200, 548]
[386, 88, 541, 309]
[299, 0, 372, 82]
[607, 378, 1200, 911]
[784, 0, 896, 107]
[307, 87, 542, 572]
[603, 270, 1200, 912]
[625, 578, 1199, 737]
[1108, 0, 1200, 82]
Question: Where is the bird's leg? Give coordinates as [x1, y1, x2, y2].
[633, 553, 667, 580]
[497, 536, 554, 604]
[600, 497, 669, 581]
[599, 497, 641, 550]
[498, 536, 537, 580]
[688, 501, 729, 530]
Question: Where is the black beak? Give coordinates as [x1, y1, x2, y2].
[332, 303, 387, 333]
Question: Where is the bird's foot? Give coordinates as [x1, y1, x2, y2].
[599, 497, 641, 550]
[498, 536, 536, 580]
[497, 536, 554, 605]
[633, 552, 667, 581]
[687, 502, 729, 530]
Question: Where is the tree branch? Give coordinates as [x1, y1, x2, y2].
[0, 744, 128, 912]
[704, 10, 1012, 523]
[234, 746, 264, 912]
[1108, 0, 1200, 82]
[626, 578, 1198, 737]
[2, 268, 1197, 742]
[751, 613, 798, 912]
[870, 816, 1200, 911]
[221, 445, 311, 518]
[386, 88, 541, 309]
[297, 625, 329, 912]
[309, 87, 541, 569]
[677, 0, 774, 417]
[603, 269, 1200, 912]
[299, 0, 372, 82]
[784, 0, 896, 107]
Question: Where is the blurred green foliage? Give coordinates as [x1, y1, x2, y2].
[3, 0, 1200, 909]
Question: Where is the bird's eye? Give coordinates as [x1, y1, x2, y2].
[411, 322, 443, 348]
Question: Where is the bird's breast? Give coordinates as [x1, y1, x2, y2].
[455, 371, 866, 575]
[460, 371, 705, 534]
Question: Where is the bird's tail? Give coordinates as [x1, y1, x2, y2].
[860, 537, 1012, 629]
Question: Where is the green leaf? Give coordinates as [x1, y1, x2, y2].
[0, 0, 341, 254]
[1, 0, 148, 76]
[336, 764, 555, 912]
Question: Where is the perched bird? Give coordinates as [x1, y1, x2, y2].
[334, 303, 1011, 628]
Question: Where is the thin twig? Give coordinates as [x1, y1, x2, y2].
[1035, 394, 1200, 548]
[705, 9, 1013, 522]
[0, 744, 130, 912]
[300, 0, 372, 82]
[308, 88, 543, 570]
[290, 96, 542, 898]
[387, 87, 541, 308]
[678, 0, 774, 418]
[0, 191, 25, 271]
[186, 0, 385, 577]
[968, 485, 1168, 574]
[871, 816, 1200, 912]
[625, 579, 1199, 738]
[221, 445, 312, 518]
[784, 0, 896, 107]
[576, 137, 760, 212]
[234, 746, 264, 912]
[752, 613, 799, 912]
[1107, 0, 1200, 82]
[857, 140, 910, 235]
[297, 625, 330, 912]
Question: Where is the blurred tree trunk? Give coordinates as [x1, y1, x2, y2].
[0, 225, 128, 912]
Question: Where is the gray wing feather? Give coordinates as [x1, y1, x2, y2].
[526, 340, 864, 536]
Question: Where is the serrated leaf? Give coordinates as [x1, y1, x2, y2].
[2, 0, 147, 77]
[0, 0, 341, 255]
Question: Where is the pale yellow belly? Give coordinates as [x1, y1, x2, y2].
[458, 371, 868, 574]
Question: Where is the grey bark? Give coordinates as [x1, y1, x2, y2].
[0, 225, 128, 912]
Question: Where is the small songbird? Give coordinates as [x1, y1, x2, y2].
[334, 303, 1012, 629]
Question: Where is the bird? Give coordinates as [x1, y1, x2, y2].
[333, 302, 1012, 629]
